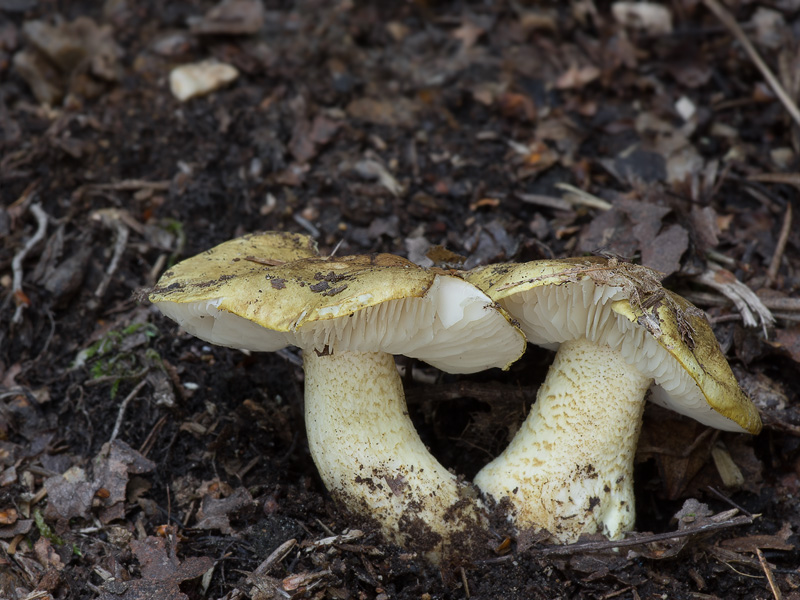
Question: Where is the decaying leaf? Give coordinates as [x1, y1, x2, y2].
[43, 466, 96, 530]
[194, 487, 255, 534]
[93, 440, 156, 524]
[98, 529, 213, 600]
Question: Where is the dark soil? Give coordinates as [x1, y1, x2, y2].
[2, 1, 800, 599]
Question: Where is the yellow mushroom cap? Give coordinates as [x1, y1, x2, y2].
[467, 257, 762, 434]
[149, 231, 526, 373]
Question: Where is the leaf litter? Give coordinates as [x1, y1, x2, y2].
[1, 0, 800, 598]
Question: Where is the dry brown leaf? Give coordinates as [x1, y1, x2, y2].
[44, 466, 96, 530]
[99, 529, 213, 600]
[719, 524, 794, 554]
[93, 440, 156, 525]
[640, 223, 689, 277]
[773, 325, 800, 364]
[195, 487, 254, 534]
[34, 537, 64, 571]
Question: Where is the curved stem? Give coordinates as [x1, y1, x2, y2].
[303, 350, 487, 561]
[475, 337, 651, 542]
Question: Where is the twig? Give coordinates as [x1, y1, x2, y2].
[84, 368, 150, 387]
[250, 539, 297, 578]
[761, 297, 800, 311]
[138, 414, 169, 458]
[81, 179, 171, 192]
[528, 514, 754, 556]
[32, 306, 57, 363]
[701, 0, 800, 129]
[517, 192, 572, 212]
[109, 378, 148, 443]
[555, 182, 613, 211]
[706, 486, 753, 518]
[601, 587, 634, 600]
[685, 290, 800, 312]
[292, 213, 320, 238]
[747, 172, 800, 188]
[328, 238, 345, 258]
[91, 210, 130, 300]
[766, 203, 792, 287]
[11, 202, 48, 324]
[756, 548, 782, 600]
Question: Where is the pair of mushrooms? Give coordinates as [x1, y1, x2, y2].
[148, 232, 761, 561]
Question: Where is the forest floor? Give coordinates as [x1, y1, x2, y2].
[1, 1, 800, 598]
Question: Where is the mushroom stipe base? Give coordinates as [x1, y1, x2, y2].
[475, 337, 650, 542]
[303, 350, 489, 562]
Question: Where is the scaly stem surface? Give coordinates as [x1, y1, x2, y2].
[304, 350, 487, 560]
[475, 337, 652, 541]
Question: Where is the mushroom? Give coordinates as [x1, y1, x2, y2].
[148, 231, 526, 560]
[466, 257, 762, 542]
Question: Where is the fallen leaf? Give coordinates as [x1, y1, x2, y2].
[34, 537, 64, 570]
[93, 440, 156, 524]
[0, 518, 32, 539]
[44, 466, 96, 529]
[462, 220, 520, 268]
[774, 325, 800, 364]
[612, 2, 673, 35]
[719, 521, 794, 553]
[608, 147, 667, 184]
[195, 487, 254, 534]
[640, 223, 688, 277]
[15, 16, 122, 104]
[497, 92, 537, 121]
[451, 20, 484, 50]
[99, 529, 213, 600]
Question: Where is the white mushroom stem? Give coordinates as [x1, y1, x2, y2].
[303, 349, 487, 558]
[475, 337, 652, 542]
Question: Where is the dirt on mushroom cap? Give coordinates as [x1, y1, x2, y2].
[149, 233, 437, 333]
[149, 231, 526, 372]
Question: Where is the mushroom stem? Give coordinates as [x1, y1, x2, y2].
[303, 349, 487, 559]
[475, 337, 652, 542]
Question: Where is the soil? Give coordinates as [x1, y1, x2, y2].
[2, 1, 800, 599]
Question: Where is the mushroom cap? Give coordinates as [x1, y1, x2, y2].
[149, 232, 526, 373]
[467, 257, 762, 434]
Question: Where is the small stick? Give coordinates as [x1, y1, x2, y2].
[555, 182, 613, 211]
[460, 566, 470, 599]
[756, 547, 782, 600]
[707, 486, 753, 518]
[702, 0, 800, 129]
[250, 538, 297, 578]
[766, 203, 792, 287]
[328, 238, 344, 258]
[11, 202, 48, 324]
[94, 218, 129, 299]
[81, 179, 171, 192]
[109, 379, 148, 443]
[530, 514, 754, 556]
